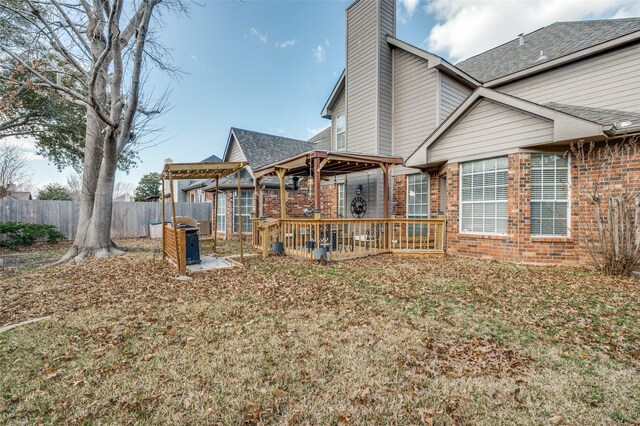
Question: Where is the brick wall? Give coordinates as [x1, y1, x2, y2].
[439, 144, 640, 266]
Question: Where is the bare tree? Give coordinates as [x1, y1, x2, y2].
[0, 141, 32, 198]
[0, 0, 186, 261]
[66, 171, 82, 200]
[113, 181, 134, 200]
[571, 137, 640, 275]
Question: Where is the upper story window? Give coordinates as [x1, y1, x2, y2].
[530, 154, 569, 236]
[337, 183, 345, 217]
[460, 157, 508, 234]
[336, 114, 345, 151]
[407, 173, 429, 218]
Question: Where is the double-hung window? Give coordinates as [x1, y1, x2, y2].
[407, 173, 429, 218]
[530, 153, 569, 236]
[233, 190, 253, 233]
[216, 192, 226, 232]
[460, 157, 508, 234]
[336, 114, 346, 151]
[337, 183, 345, 217]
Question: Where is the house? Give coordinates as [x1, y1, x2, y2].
[5, 190, 32, 200]
[252, 0, 640, 265]
[183, 154, 223, 203]
[198, 127, 330, 238]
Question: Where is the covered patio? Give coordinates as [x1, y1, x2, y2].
[161, 161, 248, 275]
[252, 150, 446, 260]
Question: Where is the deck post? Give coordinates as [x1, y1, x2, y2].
[168, 172, 183, 275]
[313, 156, 321, 213]
[238, 169, 243, 263]
[276, 168, 287, 219]
[161, 177, 165, 260]
[382, 164, 390, 250]
[213, 177, 218, 254]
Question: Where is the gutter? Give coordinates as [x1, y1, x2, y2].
[604, 122, 640, 136]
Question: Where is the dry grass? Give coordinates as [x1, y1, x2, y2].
[1, 238, 639, 425]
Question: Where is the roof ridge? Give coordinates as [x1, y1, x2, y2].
[555, 16, 640, 24]
[231, 127, 310, 144]
[456, 25, 550, 65]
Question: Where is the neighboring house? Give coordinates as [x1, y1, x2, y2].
[183, 154, 224, 203]
[198, 128, 328, 238]
[267, 0, 640, 265]
[114, 194, 134, 202]
[5, 191, 32, 200]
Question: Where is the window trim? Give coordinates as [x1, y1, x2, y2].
[458, 156, 509, 236]
[337, 183, 345, 218]
[216, 192, 226, 233]
[233, 190, 253, 234]
[335, 114, 346, 151]
[406, 173, 430, 219]
[530, 153, 571, 238]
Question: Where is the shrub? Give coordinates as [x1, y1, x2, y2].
[0, 221, 65, 249]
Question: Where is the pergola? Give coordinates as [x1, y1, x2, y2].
[253, 150, 404, 218]
[161, 161, 248, 274]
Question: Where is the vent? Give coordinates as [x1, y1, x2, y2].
[518, 33, 524, 46]
[536, 50, 548, 61]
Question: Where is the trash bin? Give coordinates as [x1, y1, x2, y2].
[149, 221, 163, 239]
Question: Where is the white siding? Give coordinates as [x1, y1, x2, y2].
[499, 43, 640, 113]
[429, 99, 554, 163]
[440, 74, 472, 123]
[392, 49, 438, 174]
[331, 90, 346, 150]
[227, 137, 246, 162]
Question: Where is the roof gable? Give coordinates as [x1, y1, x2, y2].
[457, 18, 640, 83]
[321, 70, 345, 119]
[386, 36, 480, 88]
[405, 87, 605, 168]
[227, 128, 314, 170]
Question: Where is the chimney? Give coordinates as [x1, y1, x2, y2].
[164, 158, 173, 164]
[345, 0, 395, 156]
[518, 33, 525, 46]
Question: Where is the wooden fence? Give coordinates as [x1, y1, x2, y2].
[0, 199, 213, 239]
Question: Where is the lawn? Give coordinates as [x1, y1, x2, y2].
[1, 238, 639, 424]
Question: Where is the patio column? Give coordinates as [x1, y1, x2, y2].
[382, 164, 390, 218]
[161, 177, 165, 260]
[276, 168, 287, 219]
[313, 157, 321, 214]
[238, 170, 243, 263]
[213, 177, 218, 254]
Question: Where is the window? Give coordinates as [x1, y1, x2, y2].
[407, 173, 429, 218]
[530, 153, 569, 236]
[233, 190, 253, 233]
[216, 192, 226, 232]
[337, 183, 345, 217]
[336, 114, 346, 151]
[460, 157, 508, 234]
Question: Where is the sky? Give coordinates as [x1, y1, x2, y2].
[10, 0, 640, 193]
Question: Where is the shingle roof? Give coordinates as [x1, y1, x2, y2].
[231, 128, 313, 170]
[544, 103, 640, 126]
[456, 18, 640, 83]
[307, 126, 331, 150]
[202, 168, 285, 191]
[202, 154, 222, 162]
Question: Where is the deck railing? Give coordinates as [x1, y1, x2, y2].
[253, 218, 445, 260]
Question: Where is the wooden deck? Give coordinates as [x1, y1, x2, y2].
[253, 218, 445, 261]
